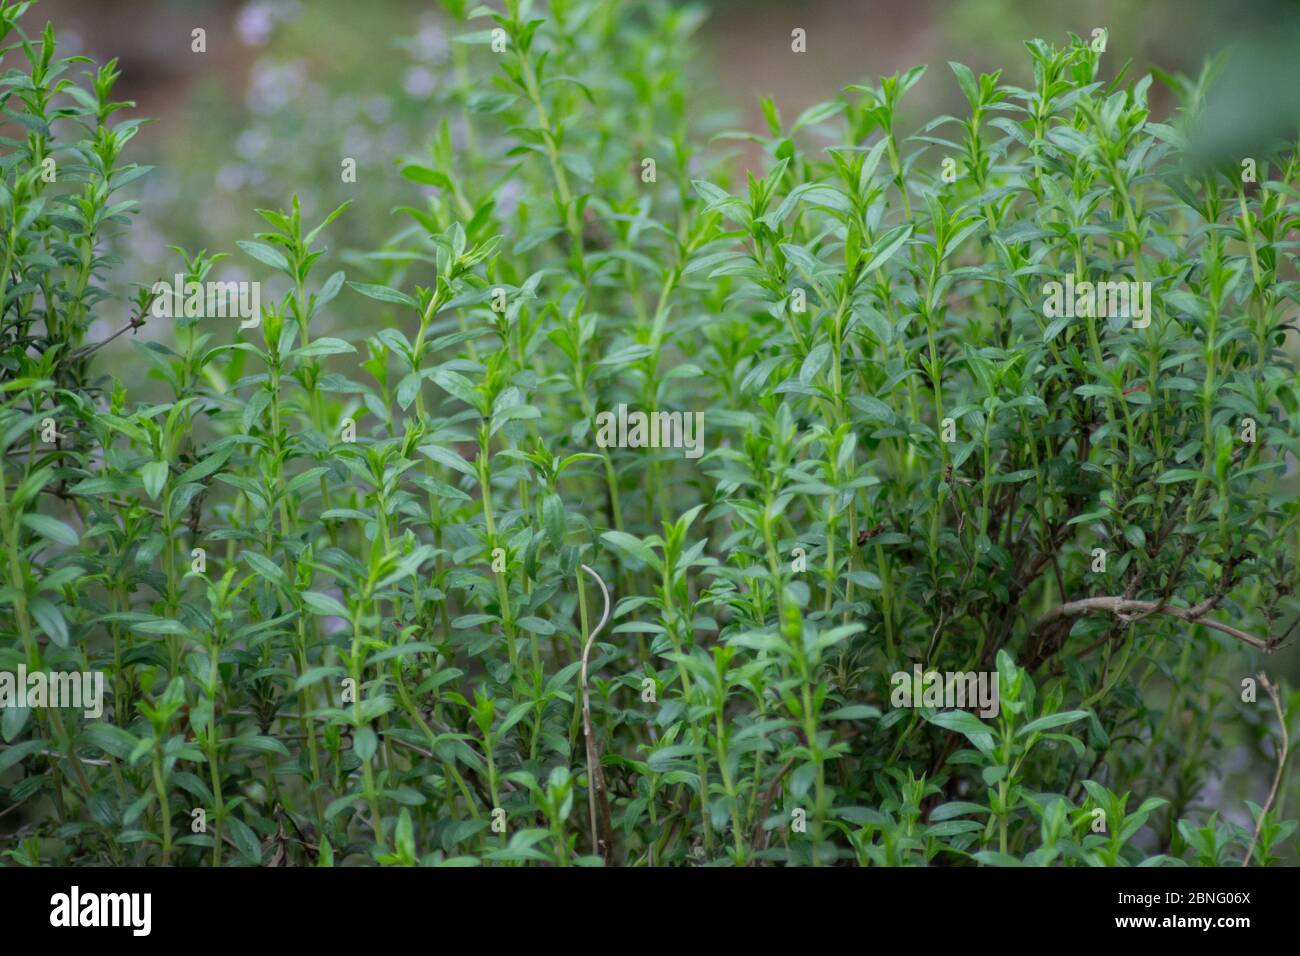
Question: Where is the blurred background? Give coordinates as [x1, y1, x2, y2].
[19, 0, 1300, 844]
[28, 0, 1300, 282]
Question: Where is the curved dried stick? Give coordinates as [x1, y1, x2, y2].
[1242, 673, 1289, 867]
[579, 563, 614, 862]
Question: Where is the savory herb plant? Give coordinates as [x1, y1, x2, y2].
[1, 0, 1297, 866]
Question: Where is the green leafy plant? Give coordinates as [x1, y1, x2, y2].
[1, 0, 1297, 867]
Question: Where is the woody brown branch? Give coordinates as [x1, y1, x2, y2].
[1031, 596, 1272, 652]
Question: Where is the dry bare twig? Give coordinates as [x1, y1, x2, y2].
[1031, 596, 1273, 653]
[579, 563, 614, 863]
[1242, 673, 1289, 867]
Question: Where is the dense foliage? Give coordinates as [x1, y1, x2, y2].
[1, 0, 1297, 866]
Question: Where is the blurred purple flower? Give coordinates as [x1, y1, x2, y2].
[404, 67, 436, 99]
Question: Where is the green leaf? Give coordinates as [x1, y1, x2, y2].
[230, 734, 292, 757]
[846, 570, 882, 590]
[1, 703, 30, 743]
[302, 591, 349, 618]
[237, 240, 290, 273]
[799, 342, 831, 385]
[542, 494, 566, 549]
[429, 368, 484, 414]
[824, 705, 881, 720]
[490, 404, 540, 436]
[316, 270, 346, 308]
[30, 597, 69, 648]
[928, 801, 990, 821]
[400, 164, 451, 188]
[923, 709, 994, 753]
[516, 616, 555, 635]
[176, 447, 233, 486]
[791, 99, 846, 133]
[243, 551, 289, 590]
[691, 179, 732, 207]
[949, 61, 979, 106]
[1017, 710, 1090, 737]
[1156, 468, 1204, 484]
[21, 513, 79, 547]
[224, 815, 264, 865]
[0, 739, 45, 774]
[140, 461, 169, 500]
[861, 224, 912, 274]
[81, 724, 140, 761]
[600, 530, 659, 570]
[348, 281, 419, 309]
[419, 443, 478, 479]
[296, 337, 356, 358]
[354, 726, 378, 761]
